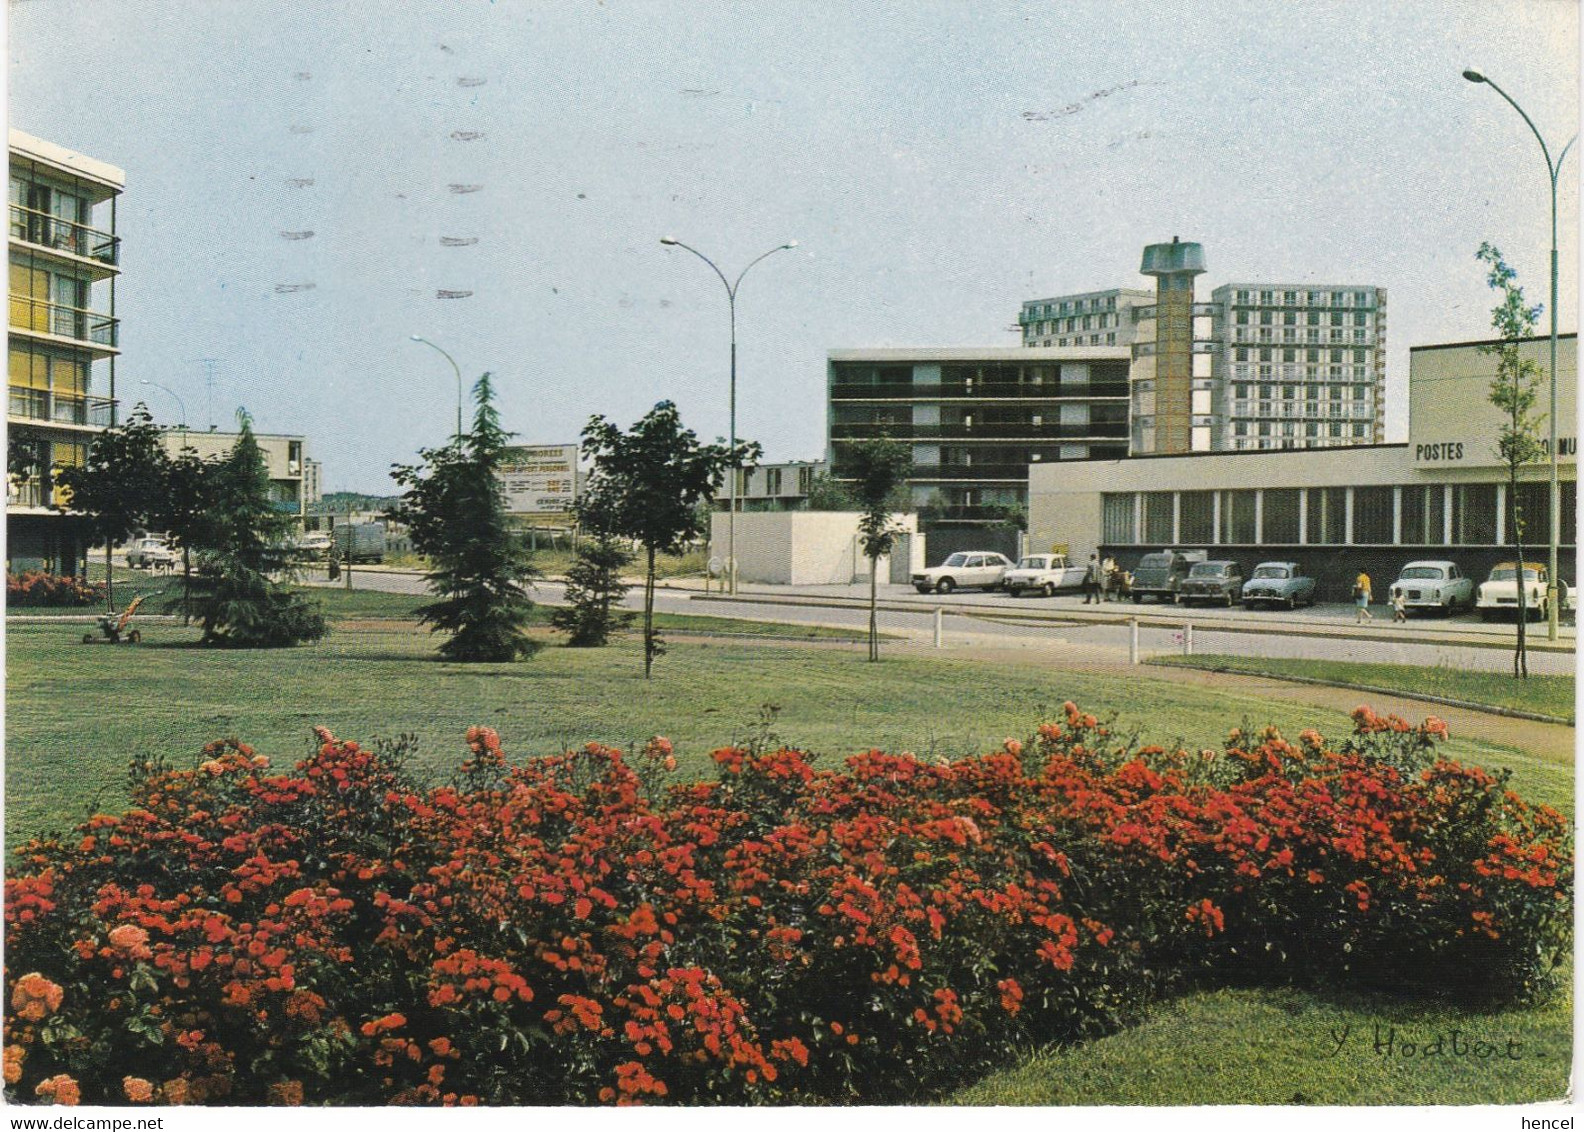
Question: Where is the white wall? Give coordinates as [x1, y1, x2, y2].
[710, 511, 920, 585]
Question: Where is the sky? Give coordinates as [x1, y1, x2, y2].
[8, 0, 1579, 496]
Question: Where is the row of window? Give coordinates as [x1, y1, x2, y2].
[1228, 327, 1376, 345]
[1234, 346, 1373, 364]
[1235, 384, 1372, 401]
[1028, 334, 1119, 347]
[1227, 289, 1377, 308]
[1230, 405, 1375, 422]
[1228, 437, 1368, 451]
[1023, 311, 1125, 336]
[1023, 294, 1122, 320]
[1100, 482, 1573, 549]
[1235, 309, 1371, 328]
[1229, 420, 1372, 437]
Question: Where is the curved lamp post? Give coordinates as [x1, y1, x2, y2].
[410, 335, 464, 440]
[660, 236, 798, 595]
[1463, 69, 1576, 641]
[138, 379, 188, 445]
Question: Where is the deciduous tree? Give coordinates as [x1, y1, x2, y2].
[846, 436, 914, 661]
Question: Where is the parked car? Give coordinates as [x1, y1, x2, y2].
[1476, 561, 1571, 621]
[1240, 562, 1315, 610]
[1389, 560, 1473, 615]
[911, 551, 1014, 595]
[1177, 560, 1244, 607]
[1003, 552, 1086, 597]
[1130, 549, 1205, 604]
[124, 536, 177, 571]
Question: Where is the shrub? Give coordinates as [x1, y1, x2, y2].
[3, 707, 1570, 1106]
[6, 572, 106, 608]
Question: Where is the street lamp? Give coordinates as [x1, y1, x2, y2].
[660, 236, 798, 595]
[138, 379, 188, 441]
[1463, 69, 1577, 641]
[410, 335, 464, 440]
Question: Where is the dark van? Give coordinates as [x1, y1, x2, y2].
[1130, 550, 1204, 604]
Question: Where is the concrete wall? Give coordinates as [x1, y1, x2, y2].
[710, 511, 921, 585]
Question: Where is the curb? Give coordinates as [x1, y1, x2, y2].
[1149, 661, 1574, 726]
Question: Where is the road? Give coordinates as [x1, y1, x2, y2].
[304, 567, 1575, 677]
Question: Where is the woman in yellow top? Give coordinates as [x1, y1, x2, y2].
[1354, 571, 1373, 622]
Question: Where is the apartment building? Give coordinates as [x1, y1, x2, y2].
[159, 429, 311, 523]
[827, 346, 1131, 522]
[735, 459, 827, 512]
[7, 130, 124, 574]
[1017, 288, 1154, 349]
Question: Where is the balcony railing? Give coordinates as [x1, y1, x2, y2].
[905, 465, 1039, 481]
[831, 422, 1128, 441]
[7, 480, 45, 508]
[9, 205, 120, 266]
[8, 296, 119, 348]
[831, 382, 1129, 400]
[8, 389, 116, 427]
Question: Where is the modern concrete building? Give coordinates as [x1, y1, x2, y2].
[827, 346, 1131, 527]
[159, 429, 311, 524]
[1028, 333, 1575, 601]
[1017, 288, 1154, 349]
[1021, 241, 1388, 456]
[734, 459, 827, 512]
[7, 130, 124, 574]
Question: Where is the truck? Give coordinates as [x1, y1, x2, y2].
[332, 523, 387, 564]
[1130, 549, 1206, 604]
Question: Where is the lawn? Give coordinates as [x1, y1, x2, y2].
[1153, 654, 1576, 723]
[5, 605, 1573, 1106]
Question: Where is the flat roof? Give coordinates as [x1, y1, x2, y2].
[1410, 332, 1578, 353]
[829, 346, 1133, 362]
[9, 129, 125, 191]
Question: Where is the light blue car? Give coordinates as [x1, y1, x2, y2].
[1240, 561, 1316, 610]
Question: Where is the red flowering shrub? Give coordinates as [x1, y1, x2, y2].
[3, 709, 1571, 1106]
[6, 572, 106, 608]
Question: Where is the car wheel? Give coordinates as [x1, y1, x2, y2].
[1132, 593, 1142, 604]
[915, 585, 932, 594]
[936, 578, 955, 595]
[1480, 609, 1496, 622]
[1285, 595, 1295, 611]
[1042, 582, 1056, 598]
[1008, 586, 1022, 598]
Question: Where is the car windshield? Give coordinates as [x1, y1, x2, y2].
[1399, 567, 1445, 580]
[943, 553, 970, 567]
[1489, 567, 1539, 582]
[1016, 557, 1048, 569]
[1188, 564, 1226, 577]
[1252, 566, 1289, 580]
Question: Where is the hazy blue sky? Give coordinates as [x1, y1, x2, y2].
[10, 0, 1578, 494]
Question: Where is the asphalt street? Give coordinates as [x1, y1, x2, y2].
[304, 567, 1576, 678]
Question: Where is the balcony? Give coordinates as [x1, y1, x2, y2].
[10, 206, 120, 270]
[7, 479, 47, 509]
[830, 381, 1129, 400]
[8, 389, 117, 428]
[831, 421, 1127, 441]
[9, 296, 119, 350]
[906, 464, 1036, 481]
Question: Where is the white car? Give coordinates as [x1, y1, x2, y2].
[1476, 561, 1571, 621]
[1389, 560, 1473, 615]
[124, 536, 177, 571]
[912, 551, 1014, 595]
[291, 531, 335, 560]
[1003, 553, 1086, 597]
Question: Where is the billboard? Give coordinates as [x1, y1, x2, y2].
[499, 444, 579, 521]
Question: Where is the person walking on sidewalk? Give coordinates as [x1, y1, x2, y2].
[1354, 569, 1373, 622]
[1392, 589, 1407, 623]
[1083, 554, 1103, 604]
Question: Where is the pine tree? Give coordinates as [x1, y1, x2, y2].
[551, 535, 635, 647]
[391, 374, 539, 662]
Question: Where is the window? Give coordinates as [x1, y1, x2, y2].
[1507, 481, 1550, 545]
[1179, 491, 1214, 543]
[764, 468, 782, 496]
[1354, 486, 1393, 543]
[1262, 488, 1301, 544]
[1102, 494, 1135, 544]
[1143, 491, 1174, 544]
[1220, 490, 1257, 543]
[1451, 483, 1497, 544]
[1306, 487, 1347, 544]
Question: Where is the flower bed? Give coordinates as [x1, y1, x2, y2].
[6, 572, 106, 608]
[3, 707, 1571, 1106]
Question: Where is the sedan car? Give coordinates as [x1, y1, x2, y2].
[1177, 560, 1244, 606]
[912, 551, 1014, 595]
[1476, 562, 1571, 621]
[1240, 561, 1316, 610]
[1003, 553, 1086, 597]
[124, 536, 177, 571]
[1389, 560, 1472, 615]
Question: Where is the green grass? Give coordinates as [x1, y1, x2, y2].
[950, 969, 1572, 1105]
[6, 613, 1573, 1107]
[1153, 654, 1576, 722]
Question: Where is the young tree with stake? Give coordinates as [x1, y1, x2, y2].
[847, 436, 914, 662]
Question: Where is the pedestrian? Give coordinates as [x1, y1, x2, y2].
[1101, 555, 1118, 601]
[327, 546, 342, 582]
[1354, 569, 1373, 622]
[1083, 554, 1102, 604]
[1391, 589, 1407, 623]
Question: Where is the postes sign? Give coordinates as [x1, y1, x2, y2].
[499, 444, 578, 520]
